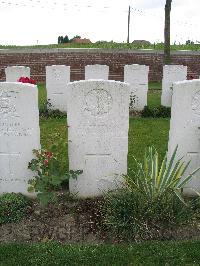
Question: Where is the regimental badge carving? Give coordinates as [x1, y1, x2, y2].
[85, 88, 113, 116]
[0, 90, 18, 117]
[192, 91, 200, 115]
[53, 69, 62, 81]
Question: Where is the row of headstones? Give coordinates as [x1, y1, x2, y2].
[5, 65, 148, 112]
[46, 64, 149, 112]
[5, 64, 190, 112]
[0, 78, 200, 197]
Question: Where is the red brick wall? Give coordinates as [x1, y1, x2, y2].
[0, 49, 200, 82]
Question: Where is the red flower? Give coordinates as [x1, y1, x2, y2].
[44, 159, 49, 166]
[45, 151, 53, 158]
[18, 76, 36, 85]
[29, 78, 36, 85]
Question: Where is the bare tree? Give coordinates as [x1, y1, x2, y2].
[164, 0, 172, 64]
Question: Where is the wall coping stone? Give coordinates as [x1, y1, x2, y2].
[0, 48, 200, 55]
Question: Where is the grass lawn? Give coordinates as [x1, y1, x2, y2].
[148, 91, 161, 107]
[149, 81, 162, 90]
[37, 83, 47, 110]
[0, 241, 200, 265]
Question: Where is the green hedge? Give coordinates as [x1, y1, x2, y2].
[141, 105, 171, 118]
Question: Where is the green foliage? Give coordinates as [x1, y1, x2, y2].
[39, 100, 67, 119]
[63, 35, 69, 43]
[58, 36, 63, 44]
[103, 189, 198, 240]
[28, 147, 82, 205]
[58, 34, 82, 44]
[0, 193, 30, 225]
[103, 146, 200, 239]
[126, 146, 199, 203]
[186, 39, 194, 45]
[58, 35, 69, 44]
[141, 105, 171, 118]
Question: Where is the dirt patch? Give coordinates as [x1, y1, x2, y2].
[0, 196, 105, 244]
[1, 196, 200, 244]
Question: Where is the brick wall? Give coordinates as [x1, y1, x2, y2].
[0, 48, 200, 82]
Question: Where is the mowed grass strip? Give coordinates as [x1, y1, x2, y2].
[0, 241, 200, 265]
[148, 81, 162, 90]
[148, 90, 161, 107]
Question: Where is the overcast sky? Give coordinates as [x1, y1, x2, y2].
[0, 0, 199, 45]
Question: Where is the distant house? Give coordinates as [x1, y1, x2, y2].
[132, 40, 151, 46]
[71, 38, 92, 44]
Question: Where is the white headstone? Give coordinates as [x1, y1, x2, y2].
[67, 80, 130, 197]
[0, 82, 40, 196]
[168, 79, 200, 195]
[46, 65, 70, 112]
[85, 64, 109, 80]
[5, 66, 30, 82]
[161, 65, 187, 107]
[124, 64, 149, 111]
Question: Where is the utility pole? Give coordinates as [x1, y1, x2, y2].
[127, 5, 131, 43]
[164, 0, 172, 64]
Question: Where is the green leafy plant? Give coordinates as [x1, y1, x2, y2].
[0, 193, 30, 225]
[103, 189, 200, 241]
[141, 106, 171, 118]
[103, 146, 200, 240]
[125, 146, 199, 204]
[28, 148, 82, 205]
[39, 100, 67, 119]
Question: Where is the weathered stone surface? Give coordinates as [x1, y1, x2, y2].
[85, 65, 109, 80]
[67, 80, 130, 197]
[5, 66, 30, 82]
[168, 79, 200, 195]
[46, 65, 70, 112]
[0, 82, 40, 196]
[161, 65, 187, 107]
[124, 64, 149, 111]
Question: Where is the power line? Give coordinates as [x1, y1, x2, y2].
[0, 1, 198, 33]
[0, 0, 114, 10]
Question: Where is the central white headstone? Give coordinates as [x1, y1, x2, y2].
[161, 65, 187, 107]
[46, 65, 70, 112]
[5, 66, 30, 82]
[168, 80, 200, 195]
[85, 64, 109, 80]
[0, 82, 40, 196]
[124, 64, 149, 111]
[67, 80, 130, 197]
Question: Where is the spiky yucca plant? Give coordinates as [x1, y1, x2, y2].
[125, 146, 200, 204]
